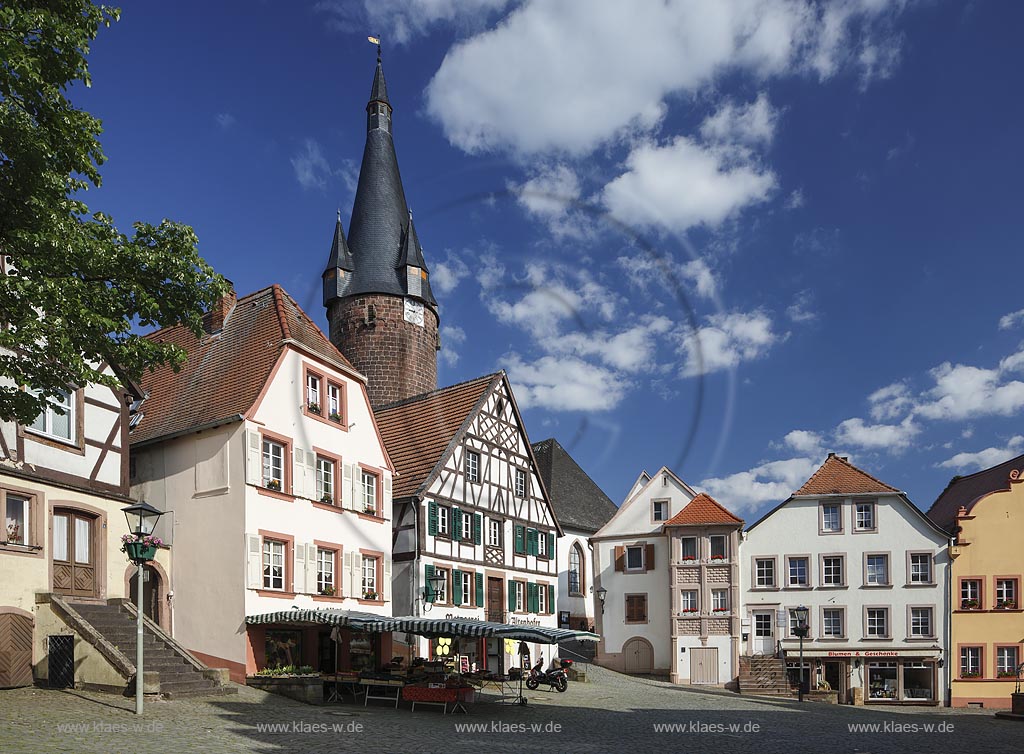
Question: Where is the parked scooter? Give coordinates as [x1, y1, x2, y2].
[525, 659, 570, 692]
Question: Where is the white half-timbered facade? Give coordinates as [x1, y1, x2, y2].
[378, 372, 562, 672]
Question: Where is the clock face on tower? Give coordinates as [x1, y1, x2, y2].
[404, 297, 424, 327]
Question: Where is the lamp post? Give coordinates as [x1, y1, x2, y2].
[421, 572, 446, 613]
[595, 587, 607, 614]
[122, 501, 165, 716]
[793, 604, 809, 702]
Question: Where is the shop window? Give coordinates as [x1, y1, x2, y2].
[349, 633, 379, 673]
[264, 629, 302, 669]
[868, 662, 897, 699]
[902, 662, 933, 700]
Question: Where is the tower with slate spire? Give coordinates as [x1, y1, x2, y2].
[323, 50, 439, 408]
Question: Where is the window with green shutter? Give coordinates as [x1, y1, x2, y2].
[427, 502, 438, 536]
[473, 513, 482, 545]
[452, 506, 462, 539]
[527, 528, 538, 556]
[508, 580, 516, 612]
[548, 584, 555, 614]
[424, 564, 435, 603]
[452, 569, 462, 605]
[514, 525, 525, 554]
[528, 582, 539, 613]
[475, 572, 484, 607]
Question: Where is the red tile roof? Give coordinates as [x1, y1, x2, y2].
[131, 285, 359, 445]
[794, 454, 900, 496]
[375, 374, 498, 499]
[663, 492, 743, 527]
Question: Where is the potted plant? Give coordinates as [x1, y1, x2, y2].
[121, 534, 163, 562]
[307, 402, 321, 415]
[711, 554, 726, 561]
[997, 670, 1017, 678]
[320, 493, 333, 504]
[682, 555, 696, 561]
[329, 411, 342, 423]
[364, 505, 376, 516]
[6, 521, 21, 544]
[319, 585, 335, 597]
[681, 607, 698, 614]
[712, 607, 729, 612]
[363, 590, 378, 600]
[996, 599, 1017, 609]
[266, 479, 281, 491]
[961, 598, 979, 609]
[961, 671, 981, 679]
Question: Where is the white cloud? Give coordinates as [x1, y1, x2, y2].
[439, 324, 466, 366]
[215, 112, 236, 130]
[784, 188, 805, 209]
[315, 0, 514, 43]
[785, 289, 817, 323]
[679, 309, 781, 376]
[782, 429, 825, 456]
[938, 436, 1024, 472]
[617, 254, 719, 301]
[291, 138, 334, 191]
[868, 382, 913, 421]
[426, 0, 909, 155]
[699, 93, 779, 146]
[999, 308, 1024, 330]
[512, 164, 592, 239]
[550, 316, 674, 373]
[834, 416, 920, 452]
[504, 353, 629, 412]
[700, 457, 820, 513]
[602, 137, 776, 234]
[915, 361, 1024, 421]
[432, 249, 470, 295]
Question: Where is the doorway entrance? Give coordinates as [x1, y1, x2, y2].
[690, 647, 719, 684]
[623, 637, 654, 674]
[52, 509, 97, 598]
[752, 610, 775, 655]
[824, 660, 846, 697]
[128, 565, 161, 626]
[486, 577, 503, 623]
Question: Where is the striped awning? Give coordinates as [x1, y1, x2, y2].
[244, 609, 599, 645]
[245, 609, 398, 632]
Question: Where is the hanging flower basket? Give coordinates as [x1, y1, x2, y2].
[121, 535, 161, 563]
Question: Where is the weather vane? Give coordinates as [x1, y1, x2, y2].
[368, 34, 381, 62]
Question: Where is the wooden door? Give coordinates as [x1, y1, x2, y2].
[752, 611, 775, 655]
[52, 510, 97, 598]
[487, 577, 503, 622]
[623, 637, 653, 674]
[0, 613, 34, 688]
[690, 647, 719, 684]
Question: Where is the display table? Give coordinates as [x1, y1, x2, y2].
[324, 674, 366, 703]
[361, 678, 404, 708]
[467, 676, 518, 703]
[402, 685, 472, 714]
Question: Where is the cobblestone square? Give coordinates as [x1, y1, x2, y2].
[2, 666, 1020, 754]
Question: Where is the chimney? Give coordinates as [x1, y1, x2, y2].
[207, 280, 236, 334]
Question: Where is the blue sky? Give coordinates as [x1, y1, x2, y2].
[78, 1, 1024, 518]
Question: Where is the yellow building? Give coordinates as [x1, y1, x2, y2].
[929, 456, 1024, 709]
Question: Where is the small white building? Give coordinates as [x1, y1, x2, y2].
[742, 453, 950, 705]
[531, 438, 617, 634]
[131, 285, 395, 682]
[592, 468, 698, 675]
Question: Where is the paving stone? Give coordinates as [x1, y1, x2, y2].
[1, 665, 1017, 754]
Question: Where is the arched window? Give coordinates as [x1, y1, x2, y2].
[568, 542, 584, 595]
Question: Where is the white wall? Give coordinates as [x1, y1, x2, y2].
[557, 528, 595, 630]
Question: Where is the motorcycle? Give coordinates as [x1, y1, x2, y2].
[525, 659, 570, 692]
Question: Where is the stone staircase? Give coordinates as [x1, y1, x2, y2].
[69, 600, 235, 699]
[738, 655, 792, 696]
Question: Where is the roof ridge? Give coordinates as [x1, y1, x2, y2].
[664, 491, 743, 526]
[376, 372, 501, 412]
[270, 284, 291, 340]
[794, 453, 900, 496]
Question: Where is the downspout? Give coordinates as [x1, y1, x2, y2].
[945, 535, 954, 707]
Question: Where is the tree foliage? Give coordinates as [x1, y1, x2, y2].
[0, 1, 228, 424]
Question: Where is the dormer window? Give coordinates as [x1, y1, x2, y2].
[406, 266, 422, 297]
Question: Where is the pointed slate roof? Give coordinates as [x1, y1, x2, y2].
[662, 492, 742, 527]
[131, 286, 360, 446]
[794, 453, 900, 496]
[375, 374, 498, 499]
[326, 213, 354, 271]
[927, 451, 1024, 531]
[396, 214, 437, 305]
[530, 438, 617, 533]
[323, 57, 435, 307]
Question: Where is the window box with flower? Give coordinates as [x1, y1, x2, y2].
[712, 607, 729, 613]
[960, 599, 979, 610]
[363, 590, 378, 601]
[320, 493, 333, 505]
[329, 411, 342, 423]
[681, 555, 697, 562]
[307, 402, 321, 415]
[121, 534, 163, 562]
[961, 671, 982, 679]
[996, 599, 1018, 610]
[680, 608, 698, 614]
[710, 554, 726, 561]
[266, 479, 281, 491]
[997, 670, 1017, 678]
[319, 585, 336, 597]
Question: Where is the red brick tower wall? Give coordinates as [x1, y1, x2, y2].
[328, 295, 439, 408]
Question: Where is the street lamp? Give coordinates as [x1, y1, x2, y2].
[595, 586, 607, 614]
[793, 604, 810, 702]
[122, 501, 165, 716]
[421, 572, 446, 612]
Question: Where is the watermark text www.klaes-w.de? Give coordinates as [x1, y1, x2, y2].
[848, 721, 955, 734]
[56, 722, 166, 734]
[454, 721, 563, 734]
[653, 721, 761, 734]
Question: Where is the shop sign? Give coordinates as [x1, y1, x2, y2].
[508, 617, 541, 626]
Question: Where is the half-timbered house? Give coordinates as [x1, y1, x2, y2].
[377, 372, 562, 672]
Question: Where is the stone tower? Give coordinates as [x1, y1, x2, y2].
[323, 53, 439, 408]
